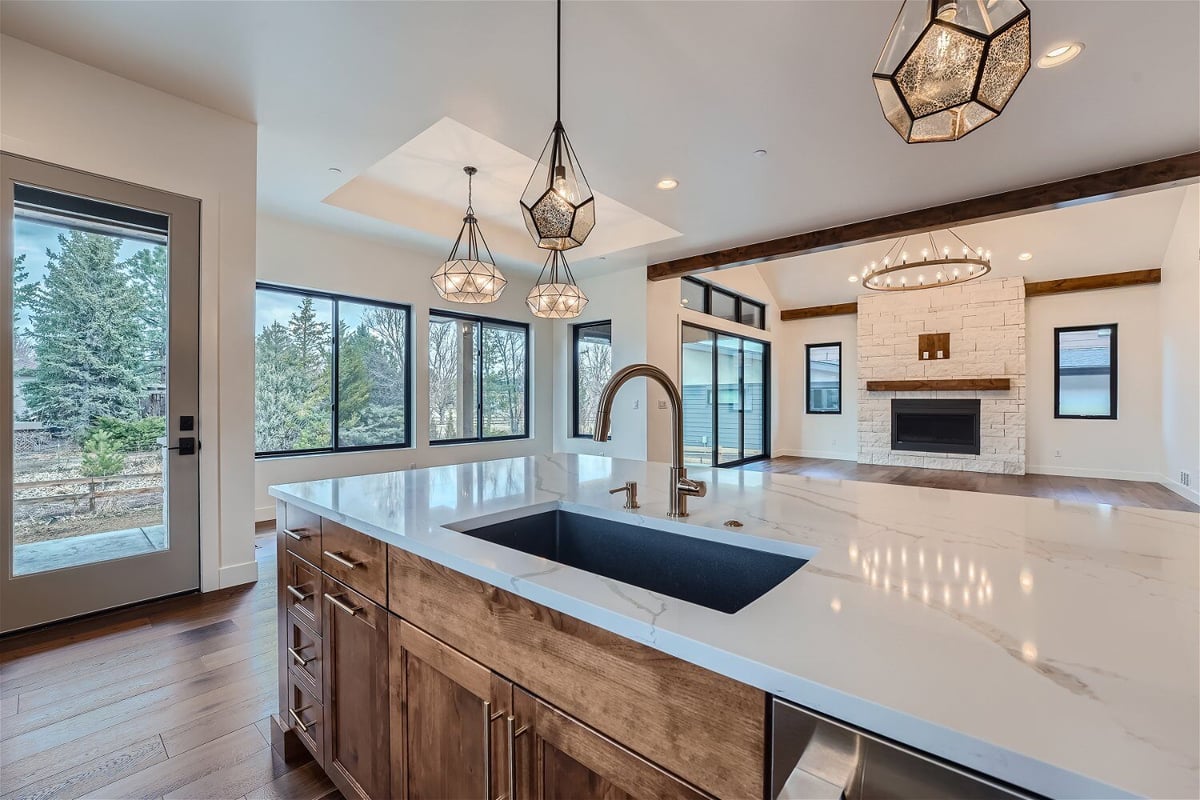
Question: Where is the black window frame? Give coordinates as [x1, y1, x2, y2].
[680, 276, 766, 330]
[805, 342, 842, 415]
[254, 282, 413, 458]
[428, 308, 531, 446]
[1054, 323, 1118, 420]
[571, 319, 613, 439]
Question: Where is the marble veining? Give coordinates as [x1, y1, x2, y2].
[270, 454, 1199, 799]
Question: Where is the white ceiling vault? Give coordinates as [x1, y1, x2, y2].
[2, 1, 1197, 277]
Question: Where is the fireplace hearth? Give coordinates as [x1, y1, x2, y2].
[891, 399, 981, 455]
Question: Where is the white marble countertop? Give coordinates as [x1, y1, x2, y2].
[270, 454, 1199, 799]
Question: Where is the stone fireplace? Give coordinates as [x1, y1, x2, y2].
[857, 277, 1026, 474]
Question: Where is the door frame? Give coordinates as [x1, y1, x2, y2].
[1, 152, 202, 633]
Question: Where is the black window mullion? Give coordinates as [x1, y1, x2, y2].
[330, 298, 340, 450]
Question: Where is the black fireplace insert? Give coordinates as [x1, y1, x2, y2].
[891, 399, 981, 455]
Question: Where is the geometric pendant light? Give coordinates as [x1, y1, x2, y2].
[873, 0, 1031, 143]
[526, 249, 588, 319]
[432, 166, 507, 304]
[520, 0, 596, 251]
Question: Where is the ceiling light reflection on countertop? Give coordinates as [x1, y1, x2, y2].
[1018, 252, 1033, 261]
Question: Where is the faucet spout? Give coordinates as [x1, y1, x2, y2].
[593, 363, 703, 517]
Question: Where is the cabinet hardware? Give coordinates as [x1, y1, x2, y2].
[283, 528, 310, 541]
[289, 706, 316, 733]
[323, 550, 360, 569]
[287, 646, 312, 666]
[506, 714, 529, 800]
[483, 700, 505, 799]
[286, 584, 312, 601]
[325, 593, 361, 616]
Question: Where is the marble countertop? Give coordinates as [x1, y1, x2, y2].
[270, 454, 1199, 799]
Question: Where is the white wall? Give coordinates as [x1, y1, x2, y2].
[1026, 285, 1162, 480]
[552, 265, 648, 460]
[254, 214, 553, 520]
[1159, 185, 1200, 502]
[1, 36, 258, 590]
[774, 314, 859, 460]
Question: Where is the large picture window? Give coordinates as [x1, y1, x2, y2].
[1055, 324, 1117, 419]
[806, 343, 841, 414]
[429, 311, 529, 444]
[254, 284, 411, 456]
[572, 321, 612, 438]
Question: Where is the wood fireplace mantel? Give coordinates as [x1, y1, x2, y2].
[866, 378, 1011, 391]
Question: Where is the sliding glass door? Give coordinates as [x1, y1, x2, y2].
[681, 322, 769, 467]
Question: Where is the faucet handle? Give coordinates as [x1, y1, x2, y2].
[608, 481, 640, 510]
[677, 477, 707, 498]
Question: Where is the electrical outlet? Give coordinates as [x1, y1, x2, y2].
[658, 399, 668, 410]
[1054, 450, 1061, 458]
[632, 399, 639, 409]
[1182, 471, 1192, 488]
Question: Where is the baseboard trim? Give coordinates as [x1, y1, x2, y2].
[1159, 475, 1200, 504]
[1027, 464, 1161, 482]
[774, 449, 858, 462]
[218, 559, 259, 589]
[255, 505, 276, 523]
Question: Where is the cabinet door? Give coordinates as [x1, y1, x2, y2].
[322, 576, 390, 800]
[391, 618, 512, 800]
[513, 688, 712, 800]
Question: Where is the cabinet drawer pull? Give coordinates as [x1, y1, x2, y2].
[482, 701, 504, 799]
[323, 550, 360, 569]
[506, 714, 529, 800]
[325, 593, 361, 616]
[287, 646, 312, 666]
[283, 528, 310, 541]
[286, 584, 312, 601]
[288, 706, 316, 733]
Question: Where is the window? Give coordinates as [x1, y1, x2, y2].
[679, 276, 767, 330]
[806, 343, 841, 414]
[254, 284, 411, 456]
[1055, 324, 1117, 419]
[429, 311, 529, 444]
[572, 321, 613, 438]
[681, 322, 770, 467]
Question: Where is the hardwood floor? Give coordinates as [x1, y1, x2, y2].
[0, 534, 339, 800]
[740, 456, 1200, 512]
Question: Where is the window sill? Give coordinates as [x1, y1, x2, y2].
[255, 444, 413, 460]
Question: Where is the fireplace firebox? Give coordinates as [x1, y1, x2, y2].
[891, 399, 981, 455]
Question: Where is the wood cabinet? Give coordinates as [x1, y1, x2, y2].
[322, 575, 390, 800]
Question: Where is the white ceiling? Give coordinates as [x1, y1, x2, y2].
[2, 1, 1197, 277]
[751, 185, 1190, 308]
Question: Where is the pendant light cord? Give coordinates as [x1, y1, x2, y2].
[556, 0, 562, 124]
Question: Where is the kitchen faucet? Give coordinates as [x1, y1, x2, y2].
[593, 364, 707, 517]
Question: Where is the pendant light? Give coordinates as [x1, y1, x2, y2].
[432, 166, 507, 304]
[874, 0, 1031, 143]
[527, 250, 588, 319]
[519, 0, 596, 251]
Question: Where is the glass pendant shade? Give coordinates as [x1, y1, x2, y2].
[432, 167, 507, 304]
[521, 124, 596, 250]
[527, 250, 588, 319]
[874, 0, 1031, 143]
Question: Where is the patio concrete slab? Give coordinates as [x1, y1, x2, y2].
[14, 525, 167, 576]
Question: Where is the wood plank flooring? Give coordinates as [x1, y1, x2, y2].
[740, 456, 1200, 512]
[0, 534, 339, 800]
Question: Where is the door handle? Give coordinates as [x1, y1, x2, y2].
[163, 437, 198, 455]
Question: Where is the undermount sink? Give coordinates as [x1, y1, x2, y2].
[452, 508, 807, 614]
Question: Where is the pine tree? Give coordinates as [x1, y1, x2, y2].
[254, 321, 304, 451]
[21, 231, 147, 436]
[123, 246, 168, 391]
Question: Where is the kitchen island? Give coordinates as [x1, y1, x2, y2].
[270, 454, 1198, 799]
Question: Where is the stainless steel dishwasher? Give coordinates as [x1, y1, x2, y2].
[771, 698, 1040, 799]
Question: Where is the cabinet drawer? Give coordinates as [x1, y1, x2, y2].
[287, 671, 324, 768]
[286, 612, 322, 700]
[281, 503, 321, 564]
[321, 519, 386, 606]
[284, 551, 322, 633]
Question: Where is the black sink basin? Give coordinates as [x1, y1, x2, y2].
[456, 509, 807, 614]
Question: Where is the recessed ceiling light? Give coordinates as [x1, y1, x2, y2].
[1018, 252, 1033, 261]
[656, 178, 679, 191]
[1037, 42, 1084, 68]
[753, 149, 768, 158]
[848, 275, 859, 282]
[328, 167, 342, 174]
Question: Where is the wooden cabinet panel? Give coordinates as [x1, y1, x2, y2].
[388, 547, 765, 800]
[322, 519, 387, 606]
[286, 612, 322, 699]
[322, 576, 390, 800]
[287, 671, 324, 768]
[284, 550, 322, 633]
[390, 618, 511, 800]
[513, 688, 711, 800]
[282, 502, 322, 565]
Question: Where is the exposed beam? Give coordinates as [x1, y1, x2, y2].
[779, 302, 858, 321]
[647, 152, 1200, 281]
[866, 379, 1011, 391]
[1023, 268, 1161, 298]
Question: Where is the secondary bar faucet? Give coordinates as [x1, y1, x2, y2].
[593, 364, 707, 517]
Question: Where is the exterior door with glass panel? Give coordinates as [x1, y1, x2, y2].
[681, 322, 769, 468]
[1, 154, 200, 633]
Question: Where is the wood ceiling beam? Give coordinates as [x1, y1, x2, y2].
[1023, 268, 1161, 297]
[647, 152, 1200, 281]
[779, 302, 858, 321]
